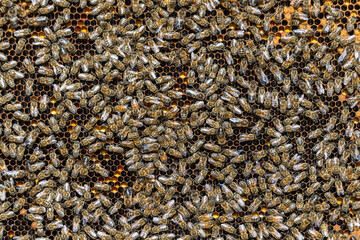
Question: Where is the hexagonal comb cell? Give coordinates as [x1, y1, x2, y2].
[0, 0, 360, 239]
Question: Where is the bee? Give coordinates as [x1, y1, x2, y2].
[340, 106, 350, 123]
[181, 179, 192, 195]
[12, 197, 26, 213]
[207, 42, 225, 52]
[94, 182, 111, 192]
[322, 17, 335, 33]
[0, 211, 15, 221]
[346, 121, 355, 138]
[304, 110, 319, 123]
[64, 99, 77, 114]
[308, 129, 323, 139]
[248, 26, 261, 43]
[3, 102, 22, 112]
[180, 33, 195, 47]
[14, 144, 25, 162]
[238, 224, 250, 240]
[13, 38, 27, 57]
[268, 225, 282, 239]
[244, 81, 257, 103]
[229, 118, 249, 128]
[0, 41, 10, 52]
[308, 0, 321, 16]
[239, 133, 256, 142]
[282, 77, 291, 94]
[35, 53, 51, 65]
[254, 109, 270, 120]
[70, 125, 81, 142]
[318, 54, 333, 68]
[48, 117, 61, 134]
[251, 120, 264, 136]
[123, 188, 133, 207]
[13, 111, 29, 121]
[247, 178, 259, 195]
[257, 14, 269, 33]
[22, 58, 36, 75]
[341, 35, 356, 46]
[58, 112, 70, 129]
[324, 4, 343, 19]
[344, 68, 354, 88]
[295, 137, 305, 154]
[257, 87, 266, 104]
[83, 225, 97, 239]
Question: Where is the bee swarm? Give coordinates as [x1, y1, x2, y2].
[0, 0, 360, 239]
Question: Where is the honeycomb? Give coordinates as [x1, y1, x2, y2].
[0, 0, 360, 239]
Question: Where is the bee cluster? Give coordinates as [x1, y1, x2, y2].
[0, 0, 360, 239]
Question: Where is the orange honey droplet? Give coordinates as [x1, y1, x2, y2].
[71, 120, 77, 126]
[261, 206, 268, 213]
[180, 72, 186, 79]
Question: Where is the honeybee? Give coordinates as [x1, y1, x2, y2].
[323, 17, 335, 33]
[249, 26, 261, 43]
[324, 5, 343, 19]
[262, 14, 271, 32]
[340, 35, 356, 46]
[13, 38, 26, 56]
[94, 182, 111, 192]
[340, 106, 350, 123]
[255, 67, 269, 86]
